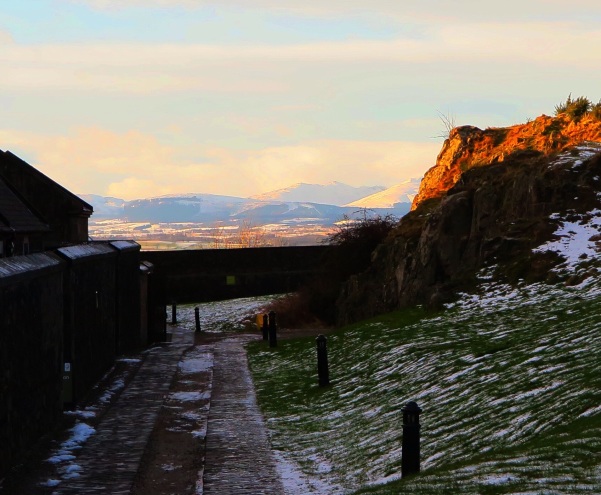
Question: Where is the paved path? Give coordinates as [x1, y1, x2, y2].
[203, 336, 284, 494]
[54, 330, 194, 495]
[5, 329, 286, 494]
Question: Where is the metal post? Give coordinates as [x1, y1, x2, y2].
[316, 334, 330, 387]
[171, 303, 177, 325]
[268, 311, 277, 347]
[194, 307, 201, 333]
[262, 314, 269, 341]
[401, 401, 422, 478]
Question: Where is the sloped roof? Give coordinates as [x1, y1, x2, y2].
[0, 177, 50, 234]
[0, 150, 93, 215]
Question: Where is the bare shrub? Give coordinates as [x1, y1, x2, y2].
[266, 211, 397, 327]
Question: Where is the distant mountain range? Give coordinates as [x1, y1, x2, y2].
[251, 182, 386, 206]
[80, 180, 421, 225]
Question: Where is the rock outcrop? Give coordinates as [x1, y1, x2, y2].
[412, 114, 601, 210]
[336, 115, 601, 325]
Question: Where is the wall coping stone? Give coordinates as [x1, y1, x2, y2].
[0, 252, 64, 285]
[109, 240, 141, 253]
[56, 242, 117, 264]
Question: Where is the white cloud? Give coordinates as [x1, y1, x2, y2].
[0, 127, 437, 199]
[1, 19, 599, 95]
[0, 29, 13, 44]
[106, 177, 172, 199]
[67, 0, 200, 10]
[67, 0, 601, 24]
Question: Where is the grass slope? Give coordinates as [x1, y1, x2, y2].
[248, 274, 601, 494]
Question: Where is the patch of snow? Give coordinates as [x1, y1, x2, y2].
[40, 479, 61, 487]
[580, 404, 601, 418]
[178, 354, 213, 374]
[481, 473, 513, 485]
[534, 209, 601, 270]
[192, 427, 207, 439]
[61, 423, 96, 451]
[61, 464, 82, 479]
[63, 409, 96, 420]
[272, 450, 344, 495]
[47, 454, 76, 464]
[181, 411, 202, 421]
[169, 391, 210, 402]
[99, 378, 125, 403]
[161, 463, 181, 471]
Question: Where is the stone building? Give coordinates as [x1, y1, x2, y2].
[0, 176, 50, 256]
[0, 149, 93, 255]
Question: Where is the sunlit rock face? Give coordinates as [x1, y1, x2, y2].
[336, 115, 601, 325]
[412, 114, 601, 210]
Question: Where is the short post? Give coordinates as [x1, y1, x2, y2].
[268, 311, 277, 347]
[401, 401, 422, 478]
[171, 302, 177, 325]
[316, 334, 330, 387]
[262, 314, 269, 341]
[194, 307, 201, 333]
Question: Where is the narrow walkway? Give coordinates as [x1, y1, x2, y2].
[203, 336, 284, 495]
[4, 330, 287, 494]
[53, 330, 194, 495]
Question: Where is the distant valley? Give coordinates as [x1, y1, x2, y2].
[83, 179, 420, 249]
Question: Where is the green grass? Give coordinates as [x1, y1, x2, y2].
[248, 276, 601, 494]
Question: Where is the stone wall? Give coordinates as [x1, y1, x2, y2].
[142, 245, 329, 304]
[0, 241, 146, 478]
[111, 241, 142, 354]
[57, 244, 119, 405]
[0, 253, 65, 476]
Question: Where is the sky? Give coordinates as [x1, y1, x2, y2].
[1, 0, 601, 200]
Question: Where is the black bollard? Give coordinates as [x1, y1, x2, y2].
[262, 314, 269, 341]
[268, 311, 277, 347]
[194, 307, 201, 333]
[401, 401, 422, 478]
[316, 334, 330, 387]
[171, 303, 177, 325]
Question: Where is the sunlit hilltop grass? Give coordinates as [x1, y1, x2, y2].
[248, 270, 601, 494]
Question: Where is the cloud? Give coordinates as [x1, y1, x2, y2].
[68, 0, 601, 24]
[67, 0, 200, 10]
[0, 127, 176, 197]
[0, 127, 438, 200]
[0, 29, 13, 44]
[106, 177, 172, 199]
[1, 18, 600, 95]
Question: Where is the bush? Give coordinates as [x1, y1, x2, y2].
[591, 100, 601, 121]
[266, 212, 398, 327]
[554, 94, 592, 121]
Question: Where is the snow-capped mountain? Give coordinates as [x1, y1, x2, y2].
[82, 180, 416, 224]
[344, 178, 421, 208]
[250, 182, 386, 206]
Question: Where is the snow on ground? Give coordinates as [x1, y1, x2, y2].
[548, 142, 601, 170]
[175, 295, 275, 333]
[273, 450, 345, 495]
[250, 251, 601, 493]
[534, 208, 601, 271]
[43, 422, 96, 486]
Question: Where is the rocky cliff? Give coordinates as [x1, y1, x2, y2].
[336, 114, 601, 325]
[412, 114, 601, 209]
